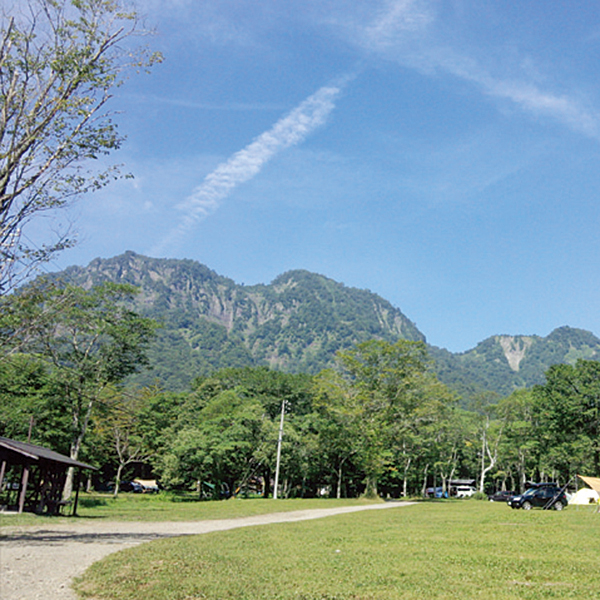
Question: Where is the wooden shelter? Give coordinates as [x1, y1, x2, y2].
[0, 436, 96, 515]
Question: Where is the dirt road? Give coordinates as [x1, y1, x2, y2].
[1, 502, 414, 600]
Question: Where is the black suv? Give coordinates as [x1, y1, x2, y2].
[509, 483, 567, 511]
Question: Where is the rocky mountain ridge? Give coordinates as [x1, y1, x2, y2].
[53, 252, 600, 398]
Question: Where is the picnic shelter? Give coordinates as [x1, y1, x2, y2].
[0, 436, 96, 515]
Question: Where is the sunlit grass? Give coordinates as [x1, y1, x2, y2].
[75, 501, 600, 599]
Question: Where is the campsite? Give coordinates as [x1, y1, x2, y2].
[2, 1, 600, 599]
[3, 490, 599, 600]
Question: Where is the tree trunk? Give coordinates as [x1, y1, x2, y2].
[364, 474, 378, 498]
[421, 464, 429, 497]
[262, 468, 271, 498]
[402, 456, 411, 498]
[113, 463, 124, 499]
[63, 392, 95, 500]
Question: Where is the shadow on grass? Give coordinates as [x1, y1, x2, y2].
[1, 529, 176, 545]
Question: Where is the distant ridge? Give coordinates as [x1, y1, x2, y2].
[430, 326, 600, 399]
[53, 252, 600, 398]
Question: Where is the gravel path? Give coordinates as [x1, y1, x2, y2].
[1, 502, 414, 600]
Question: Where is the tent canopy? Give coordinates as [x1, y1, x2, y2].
[577, 475, 600, 493]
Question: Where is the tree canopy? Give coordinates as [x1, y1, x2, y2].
[0, 0, 160, 292]
[0, 280, 156, 496]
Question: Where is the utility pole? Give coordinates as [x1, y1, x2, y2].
[273, 399, 286, 499]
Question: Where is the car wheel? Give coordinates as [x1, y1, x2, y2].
[522, 501, 532, 510]
[554, 501, 563, 511]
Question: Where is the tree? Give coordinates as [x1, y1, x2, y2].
[0, 0, 161, 293]
[534, 360, 600, 479]
[95, 386, 154, 498]
[0, 352, 70, 450]
[162, 388, 274, 498]
[476, 405, 504, 493]
[1, 281, 156, 497]
[191, 366, 315, 497]
[313, 368, 361, 498]
[334, 339, 431, 497]
[496, 389, 538, 492]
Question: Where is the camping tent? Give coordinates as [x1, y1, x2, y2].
[569, 487, 600, 505]
[575, 475, 600, 511]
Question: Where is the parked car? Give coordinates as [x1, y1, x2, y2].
[509, 484, 567, 510]
[425, 487, 448, 498]
[455, 485, 476, 498]
[133, 479, 159, 493]
[488, 490, 516, 502]
[119, 480, 143, 493]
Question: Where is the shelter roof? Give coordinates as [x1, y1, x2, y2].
[449, 479, 476, 486]
[0, 436, 96, 470]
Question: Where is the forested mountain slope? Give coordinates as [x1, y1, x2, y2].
[430, 326, 600, 399]
[53, 252, 600, 397]
[55, 252, 424, 388]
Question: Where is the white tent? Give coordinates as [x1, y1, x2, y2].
[569, 487, 599, 505]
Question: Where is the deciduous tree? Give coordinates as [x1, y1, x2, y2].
[1, 281, 156, 497]
[0, 0, 160, 292]
[534, 360, 600, 479]
[334, 339, 431, 497]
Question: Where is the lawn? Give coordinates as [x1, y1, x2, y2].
[74, 500, 600, 600]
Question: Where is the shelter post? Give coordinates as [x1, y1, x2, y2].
[0, 460, 6, 492]
[18, 464, 30, 513]
[72, 469, 82, 516]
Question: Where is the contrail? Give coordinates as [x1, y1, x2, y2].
[151, 78, 348, 255]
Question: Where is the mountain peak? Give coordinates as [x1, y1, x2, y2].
[49, 254, 600, 398]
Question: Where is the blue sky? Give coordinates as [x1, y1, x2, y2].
[44, 0, 600, 352]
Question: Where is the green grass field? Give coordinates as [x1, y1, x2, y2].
[74, 500, 600, 600]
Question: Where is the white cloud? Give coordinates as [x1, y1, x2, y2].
[151, 79, 348, 255]
[348, 1, 600, 140]
[431, 50, 600, 139]
[362, 0, 433, 48]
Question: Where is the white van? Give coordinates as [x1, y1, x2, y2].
[455, 486, 476, 498]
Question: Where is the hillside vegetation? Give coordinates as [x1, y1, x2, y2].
[54, 252, 600, 397]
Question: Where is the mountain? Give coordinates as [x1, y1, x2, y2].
[54, 252, 424, 389]
[52, 252, 600, 397]
[430, 326, 600, 399]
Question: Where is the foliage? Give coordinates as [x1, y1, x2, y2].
[471, 491, 488, 500]
[0, 281, 156, 496]
[48, 252, 425, 387]
[48, 253, 600, 400]
[154, 367, 316, 496]
[533, 359, 600, 480]
[0, 353, 70, 452]
[94, 386, 155, 497]
[319, 340, 458, 497]
[3, 271, 600, 501]
[431, 327, 600, 402]
[0, 0, 160, 293]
